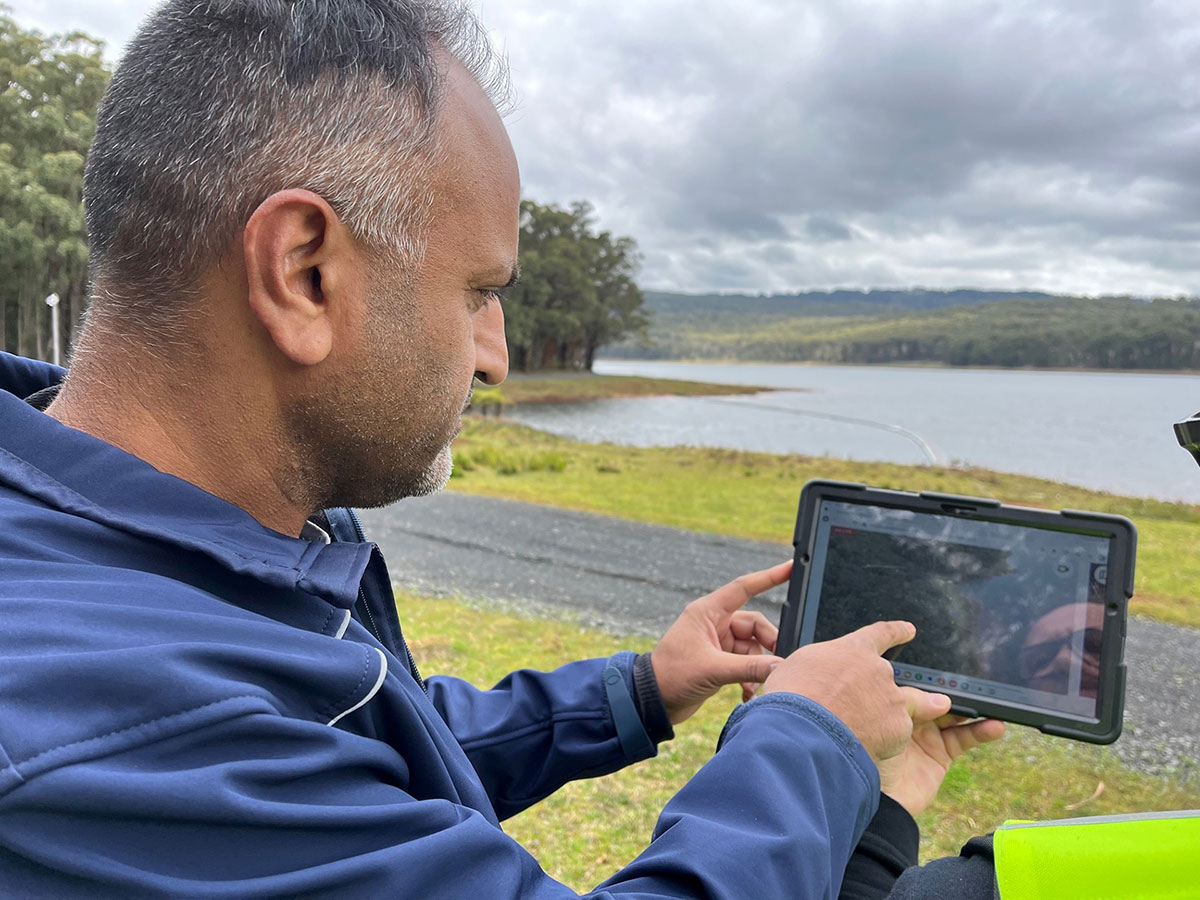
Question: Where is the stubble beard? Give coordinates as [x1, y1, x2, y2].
[286, 269, 465, 513]
[411, 442, 454, 496]
[293, 359, 462, 512]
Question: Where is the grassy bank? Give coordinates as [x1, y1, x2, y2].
[470, 372, 768, 407]
[450, 419, 1200, 628]
[399, 592, 1200, 889]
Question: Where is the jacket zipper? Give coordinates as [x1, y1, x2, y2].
[357, 586, 383, 642]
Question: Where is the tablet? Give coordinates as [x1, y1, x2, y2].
[777, 480, 1135, 744]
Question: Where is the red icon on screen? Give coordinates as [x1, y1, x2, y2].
[937, 677, 946, 685]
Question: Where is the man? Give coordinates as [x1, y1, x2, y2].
[0, 1, 998, 896]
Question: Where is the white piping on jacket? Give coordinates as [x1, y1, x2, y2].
[333, 608, 352, 640]
[327, 647, 387, 727]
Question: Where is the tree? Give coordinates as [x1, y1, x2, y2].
[504, 200, 647, 371]
[0, 7, 109, 360]
[579, 229, 646, 370]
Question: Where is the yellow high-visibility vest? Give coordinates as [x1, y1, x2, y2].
[994, 810, 1200, 899]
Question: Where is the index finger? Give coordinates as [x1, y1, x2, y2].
[850, 619, 916, 655]
[711, 560, 793, 612]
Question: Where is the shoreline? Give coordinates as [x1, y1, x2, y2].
[485, 369, 1200, 508]
[597, 358, 1200, 378]
[471, 372, 783, 409]
[475, 416, 1200, 513]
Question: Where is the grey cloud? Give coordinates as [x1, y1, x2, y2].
[805, 215, 853, 242]
[661, 204, 789, 239]
[15, 0, 1200, 295]
[493, 0, 1200, 295]
[757, 243, 799, 266]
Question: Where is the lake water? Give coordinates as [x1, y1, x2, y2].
[503, 361, 1200, 505]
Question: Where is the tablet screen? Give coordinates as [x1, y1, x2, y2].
[800, 499, 1111, 721]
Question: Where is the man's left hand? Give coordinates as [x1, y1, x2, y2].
[650, 561, 790, 725]
[878, 688, 1007, 817]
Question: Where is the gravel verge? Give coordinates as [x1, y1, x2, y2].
[358, 492, 1200, 779]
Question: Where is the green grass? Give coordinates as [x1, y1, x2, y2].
[448, 419, 1200, 628]
[398, 593, 1200, 889]
[469, 373, 769, 408]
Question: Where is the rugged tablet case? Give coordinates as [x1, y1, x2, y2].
[777, 479, 1135, 745]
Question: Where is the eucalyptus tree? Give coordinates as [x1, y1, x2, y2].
[505, 199, 647, 371]
[0, 8, 108, 359]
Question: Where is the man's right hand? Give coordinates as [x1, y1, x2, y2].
[762, 621, 950, 764]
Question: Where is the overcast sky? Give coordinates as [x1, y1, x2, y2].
[12, 0, 1200, 297]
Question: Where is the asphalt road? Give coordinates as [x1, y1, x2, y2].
[358, 492, 1199, 778]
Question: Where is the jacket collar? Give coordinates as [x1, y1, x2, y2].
[0, 352, 371, 608]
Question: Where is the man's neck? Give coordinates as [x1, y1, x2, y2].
[46, 343, 312, 538]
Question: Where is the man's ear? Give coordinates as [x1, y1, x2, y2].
[242, 189, 356, 366]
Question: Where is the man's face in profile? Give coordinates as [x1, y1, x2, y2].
[293, 57, 518, 511]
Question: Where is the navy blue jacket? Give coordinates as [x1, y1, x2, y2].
[0, 352, 880, 898]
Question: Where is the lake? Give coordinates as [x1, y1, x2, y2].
[503, 361, 1200, 505]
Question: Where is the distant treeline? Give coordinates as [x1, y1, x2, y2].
[608, 291, 1200, 370]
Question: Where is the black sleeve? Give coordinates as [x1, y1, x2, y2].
[887, 834, 998, 900]
[838, 794, 920, 899]
[632, 652, 675, 744]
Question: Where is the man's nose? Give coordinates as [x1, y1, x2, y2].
[473, 300, 509, 386]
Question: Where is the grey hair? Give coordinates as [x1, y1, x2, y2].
[83, 0, 510, 335]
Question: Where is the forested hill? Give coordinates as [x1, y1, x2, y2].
[605, 290, 1200, 370]
[643, 288, 1060, 316]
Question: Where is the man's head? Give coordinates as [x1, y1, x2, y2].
[85, 0, 508, 322]
[74, 0, 517, 523]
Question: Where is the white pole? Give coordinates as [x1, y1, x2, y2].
[44, 293, 61, 367]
